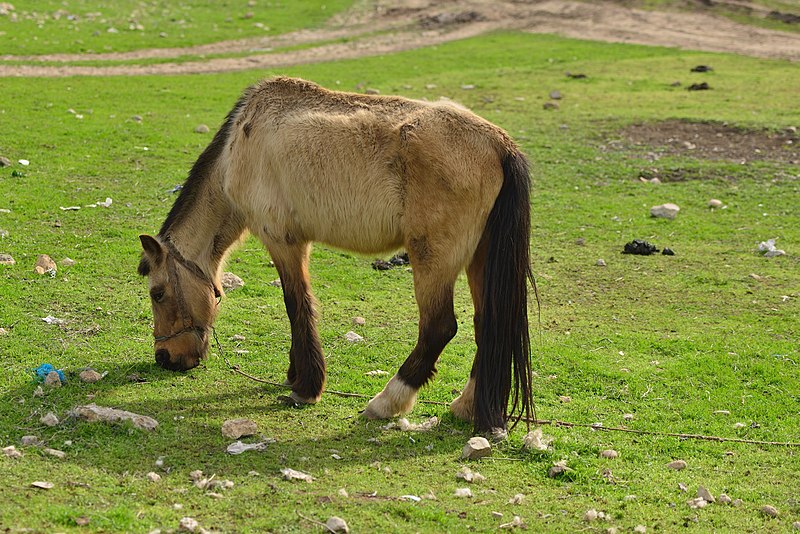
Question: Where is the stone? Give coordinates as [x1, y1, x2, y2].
[221, 272, 244, 290]
[3, 445, 22, 458]
[32, 386, 43, 397]
[41, 412, 59, 426]
[31, 481, 54, 490]
[226, 439, 273, 455]
[364, 88, 380, 95]
[454, 487, 473, 498]
[20, 435, 40, 446]
[34, 254, 56, 275]
[599, 449, 618, 459]
[79, 369, 103, 383]
[549, 90, 562, 99]
[708, 199, 723, 208]
[634, 526, 646, 533]
[194, 124, 210, 133]
[221, 418, 258, 439]
[718, 493, 732, 504]
[0, 253, 15, 265]
[508, 493, 525, 505]
[281, 468, 314, 482]
[344, 331, 363, 343]
[522, 428, 550, 451]
[456, 466, 485, 483]
[43, 448, 66, 458]
[60, 257, 76, 267]
[72, 403, 158, 431]
[667, 459, 687, 471]
[697, 486, 715, 503]
[178, 517, 199, 532]
[543, 101, 559, 110]
[0, 156, 11, 167]
[792, 521, 800, 530]
[559, 395, 571, 403]
[584, 509, 599, 521]
[352, 316, 366, 326]
[325, 517, 349, 533]
[623, 413, 634, 421]
[462, 436, 491, 460]
[760, 505, 779, 518]
[732, 499, 743, 507]
[548, 462, 572, 478]
[44, 371, 62, 387]
[147, 472, 161, 482]
[596, 259, 606, 266]
[650, 203, 680, 219]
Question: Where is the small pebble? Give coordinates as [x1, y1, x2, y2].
[43, 448, 65, 459]
[79, 369, 103, 383]
[760, 505, 779, 518]
[178, 517, 199, 532]
[344, 331, 363, 343]
[599, 449, 618, 459]
[697, 486, 715, 503]
[31, 481, 54, 490]
[634, 526, 646, 533]
[718, 494, 732, 504]
[791, 521, 800, 530]
[41, 412, 59, 426]
[221, 418, 258, 439]
[454, 487, 473, 498]
[325, 517, 349, 533]
[44, 371, 62, 388]
[708, 199, 723, 208]
[732, 498, 743, 507]
[558, 395, 571, 403]
[508, 493, 525, 505]
[338, 488, 349, 498]
[492, 511, 503, 519]
[3, 445, 22, 458]
[21, 435, 40, 446]
[194, 124, 210, 134]
[584, 509, 599, 521]
[146, 472, 161, 482]
[352, 316, 366, 326]
[667, 459, 687, 471]
[596, 259, 606, 267]
[462, 436, 491, 460]
[623, 413, 634, 421]
[548, 463, 571, 478]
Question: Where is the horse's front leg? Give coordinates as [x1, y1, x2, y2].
[268, 242, 326, 404]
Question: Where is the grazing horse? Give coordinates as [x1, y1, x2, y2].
[138, 76, 534, 434]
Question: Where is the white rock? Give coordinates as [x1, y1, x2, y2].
[596, 259, 607, 266]
[352, 316, 366, 326]
[221, 272, 244, 290]
[41, 412, 59, 426]
[761, 505, 779, 518]
[60, 257, 76, 267]
[634, 526, 647, 533]
[18, 159, 29, 166]
[3, 445, 22, 458]
[456, 466, 485, 483]
[508, 493, 525, 505]
[599, 449, 618, 459]
[650, 203, 680, 219]
[344, 331, 363, 343]
[325, 517, 349, 533]
[397, 416, 438, 432]
[462, 436, 492, 459]
[338, 488, 349, 498]
[697, 486, 715, 502]
[708, 199, 723, 208]
[146, 472, 161, 482]
[178, 517, 199, 532]
[499, 516, 525, 529]
[454, 487, 473, 498]
[667, 459, 687, 471]
[43, 448, 65, 459]
[584, 509, 599, 522]
[687, 497, 707, 509]
[31, 481, 54, 490]
[221, 418, 258, 439]
[492, 511, 503, 519]
[281, 467, 313, 482]
[623, 413, 634, 421]
[72, 403, 158, 431]
[20, 435, 40, 446]
[792, 521, 800, 530]
[0, 253, 15, 265]
[522, 428, 551, 451]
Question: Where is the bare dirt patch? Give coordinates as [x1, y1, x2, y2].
[0, 0, 799, 77]
[620, 119, 800, 167]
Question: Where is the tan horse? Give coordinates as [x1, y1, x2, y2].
[138, 76, 534, 434]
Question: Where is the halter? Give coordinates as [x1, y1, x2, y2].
[153, 239, 221, 343]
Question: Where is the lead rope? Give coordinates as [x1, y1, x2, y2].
[211, 329, 799, 447]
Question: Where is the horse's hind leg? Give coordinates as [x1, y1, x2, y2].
[267, 242, 326, 404]
[450, 235, 488, 422]
[363, 258, 459, 419]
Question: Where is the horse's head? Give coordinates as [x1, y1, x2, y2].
[137, 235, 221, 371]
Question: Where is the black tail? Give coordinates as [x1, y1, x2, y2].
[473, 149, 534, 434]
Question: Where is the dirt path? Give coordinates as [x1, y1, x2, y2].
[1, 0, 798, 77]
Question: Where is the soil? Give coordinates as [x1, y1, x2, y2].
[1, 0, 799, 77]
[619, 120, 799, 165]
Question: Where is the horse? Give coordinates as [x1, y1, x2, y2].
[138, 76, 534, 435]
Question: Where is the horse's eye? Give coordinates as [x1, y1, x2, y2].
[151, 289, 165, 303]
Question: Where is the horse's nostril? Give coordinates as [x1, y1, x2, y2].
[155, 348, 170, 366]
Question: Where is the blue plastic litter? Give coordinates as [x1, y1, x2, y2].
[34, 363, 66, 384]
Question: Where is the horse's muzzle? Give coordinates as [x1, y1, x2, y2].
[155, 348, 200, 371]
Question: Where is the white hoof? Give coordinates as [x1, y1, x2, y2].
[450, 377, 475, 422]
[362, 374, 417, 419]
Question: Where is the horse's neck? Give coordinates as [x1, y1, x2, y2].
[162, 179, 244, 282]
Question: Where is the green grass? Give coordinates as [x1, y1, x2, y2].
[1, 32, 799, 532]
[630, 0, 800, 34]
[0, 0, 355, 56]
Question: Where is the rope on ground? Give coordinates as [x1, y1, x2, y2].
[213, 330, 800, 448]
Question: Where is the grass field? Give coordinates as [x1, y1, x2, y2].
[1, 20, 799, 534]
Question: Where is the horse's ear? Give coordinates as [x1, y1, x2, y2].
[139, 234, 164, 267]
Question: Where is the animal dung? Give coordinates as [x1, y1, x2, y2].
[622, 239, 659, 255]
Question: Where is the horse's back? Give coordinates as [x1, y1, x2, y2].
[221, 77, 512, 255]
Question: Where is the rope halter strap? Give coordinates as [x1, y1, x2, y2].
[153, 239, 221, 343]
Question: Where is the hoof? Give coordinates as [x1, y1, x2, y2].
[362, 374, 417, 419]
[277, 391, 319, 408]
